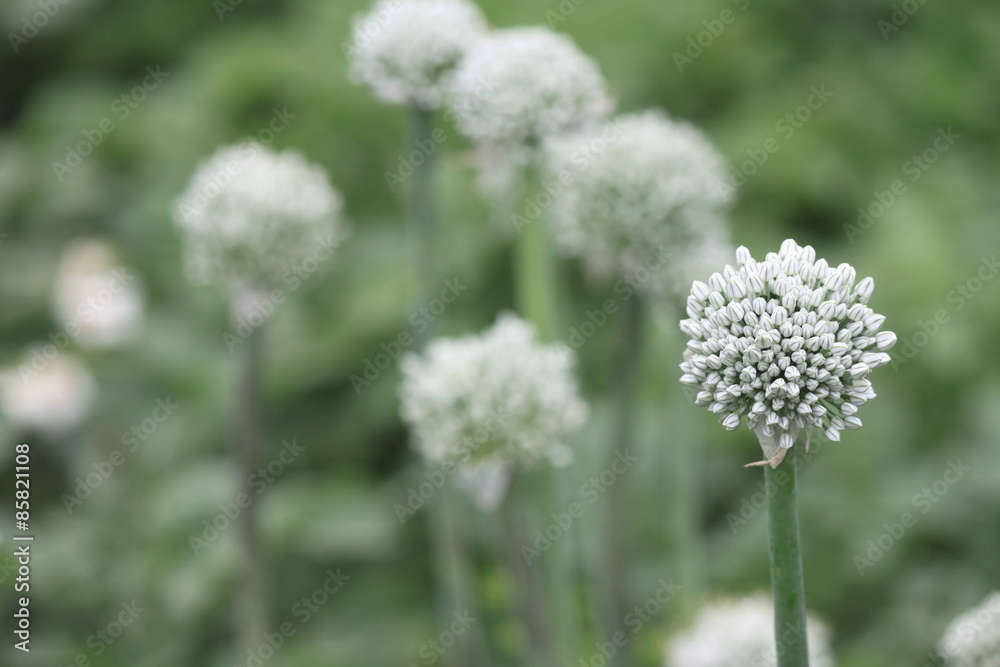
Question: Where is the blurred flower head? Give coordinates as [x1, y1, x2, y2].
[544, 109, 732, 300]
[399, 312, 587, 479]
[347, 0, 488, 110]
[937, 591, 1000, 666]
[0, 351, 96, 435]
[665, 595, 835, 667]
[53, 239, 144, 349]
[173, 141, 344, 292]
[449, 26, 611, 149]
[679, 240, 896, 467]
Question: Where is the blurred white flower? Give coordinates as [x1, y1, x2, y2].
[399, 312, 587, 480]
[665, 595, 835, 667]
[347, 0, 488, 110]
[173, 141, 344, 292]
[679, 240, 896, 467]
[449, 26, 611, 149]
[544, 109, 732, 299]
[0, 352, 96, 435]
[53, 240, 144, 349]
[938, 591, 1000, 666]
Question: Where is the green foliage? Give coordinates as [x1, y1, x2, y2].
[1, 0, 999, 665]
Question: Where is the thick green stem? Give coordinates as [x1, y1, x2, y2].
[429, 483, 486, 667]
[512, 171, 581, 662]
[765, 446, 810, 667]
[410, 106, 436, 350]
[502, 481, 558, 667]
[409, 106, 486, 666]
[670, 333, 703, 618]
[235, 304, 270, 657]
[513, 197, 559, 342]
[598, 295, 643, 667]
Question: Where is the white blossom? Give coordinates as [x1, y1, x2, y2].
[53, 240, 144, 348]
[937, 592, 1000, 666]
[0, 353, 95, 435]
[399, 312, 587, 479]
[544, 109, 731, 299]
[665, 595, 835, 667]
[347, 0, 488, 110]
[679, 240, 895, 466]
[449, 26, 611, 149]
[173, 141, 344, 292]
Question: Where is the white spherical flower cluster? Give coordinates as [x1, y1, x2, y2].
[544, 109, 732, 299]
[679, 240, 896, 467]
[0, 353, 95, 435]
[173, 141, 343, 291]
[665, 595, 835, 667]
[449, 26, 611, 149]
[347, 0, 488, 110]
[54, 240, 144, 349]
[937, 592, 1000, 666]
[399, 312, 587, 473]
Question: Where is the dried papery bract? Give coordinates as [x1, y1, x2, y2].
[679, 239, 895, 467]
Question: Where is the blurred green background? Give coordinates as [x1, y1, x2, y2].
[1, 0, 999, 665]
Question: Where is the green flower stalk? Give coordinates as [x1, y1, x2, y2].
[545, 108, 734, 621]
[679, 239, 895, 666]
[448, 24, 613, 661]
[399, 313, 589, 667]
[665, 594, 835, 666]
[347, 4, 489, 662]
[173, 141, 343, 661]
